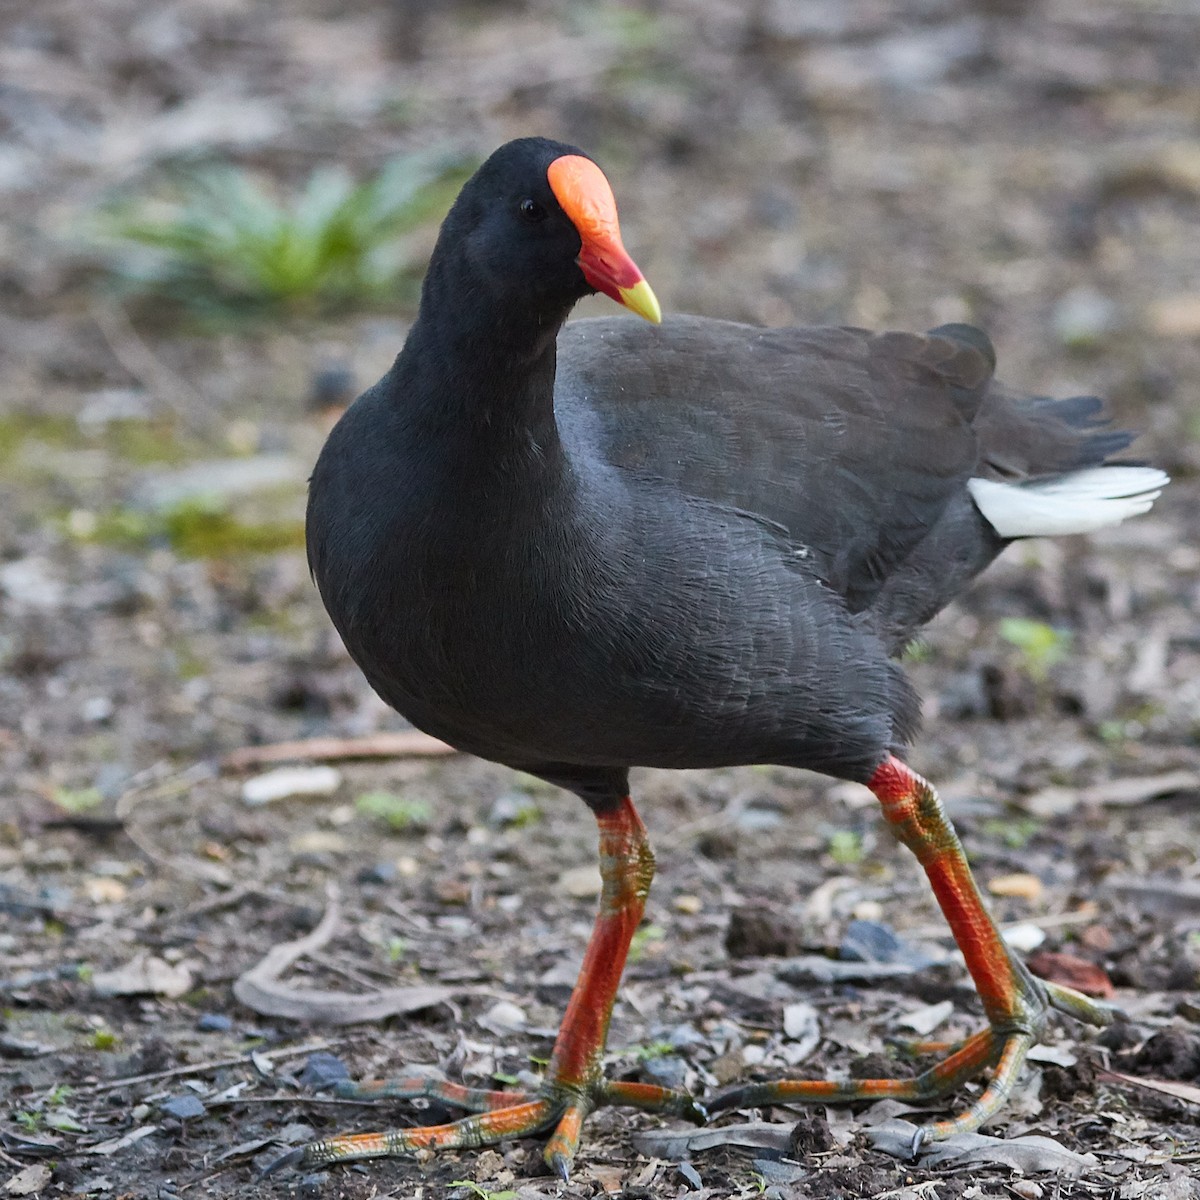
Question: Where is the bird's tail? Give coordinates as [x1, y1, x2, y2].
[967, 466, 1169, 538]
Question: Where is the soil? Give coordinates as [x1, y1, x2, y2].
[2, 2, 1199, 1198]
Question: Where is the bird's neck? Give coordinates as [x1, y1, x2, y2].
[394, 264, 574, 461]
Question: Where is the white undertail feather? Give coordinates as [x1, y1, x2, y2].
[967, 467, 1169, 538]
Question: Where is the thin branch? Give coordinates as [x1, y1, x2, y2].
[222, 730, 456, 771]
[74, 1038, 349, 1096]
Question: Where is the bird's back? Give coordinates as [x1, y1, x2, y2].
[555, 314, 1133, 646]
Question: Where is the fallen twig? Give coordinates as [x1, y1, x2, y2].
[74, 1038, 348, 1096]
[222, 730, 457, 771]
[231, 884, 452, 1024]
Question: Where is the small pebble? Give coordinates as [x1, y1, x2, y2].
[840, 918, 939, 969]
[487, 791, 538, 826]
[641, 1054, 688, 1092]
[734, 806, 784, 832]
[668, 1024, 706, 1050]
[81, 696, 114, 723]
[558, 864, 602, 898]
[479, 1000, 527, 1032]
[196, 1013, 233, 1033]
[1147, 293, 1200, 339]
[673, 894, 702, 914]
[357, 861, 397, 885]
[83, 877, 127, 904]
[160, 1094, 207, 1120]
[278, 1121, 317, 1144]
[783, 1002, 819, 1041]
[1001, 923, 1047, 953]
[299, 1053, 350, 1090]
[241, 765, 342, 806]
[287, 830, 348, 855]
[1052, 286, 1121, 349]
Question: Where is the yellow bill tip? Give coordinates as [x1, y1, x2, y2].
[618, 278, 662, 325]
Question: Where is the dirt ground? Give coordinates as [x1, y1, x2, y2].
[2, 1, 1199, 1197]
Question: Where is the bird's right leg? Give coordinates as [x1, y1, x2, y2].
[267, 794, 703, 1181]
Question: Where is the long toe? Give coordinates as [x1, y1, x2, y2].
[600, 1080, 708, 1124]
[334, 1075, 537, 1111]
[710, 1025, 1003, 1118]
[293, 1099, 561, 1169]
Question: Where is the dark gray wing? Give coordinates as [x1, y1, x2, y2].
[556, 314, 993, 611]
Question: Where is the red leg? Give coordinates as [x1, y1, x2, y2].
[270, 796, 703, 1181]
[712, 756, 1113, 1141]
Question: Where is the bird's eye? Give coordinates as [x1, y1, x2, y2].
[519, 198, 548, 223]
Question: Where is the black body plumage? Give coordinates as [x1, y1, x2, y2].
[306, 139, 1135, 809]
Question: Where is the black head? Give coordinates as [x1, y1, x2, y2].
[424, 137, 660, 327]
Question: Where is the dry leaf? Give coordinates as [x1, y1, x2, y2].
[232, 885, 452, 1023]
[896, 999, 955, 1036]
[4, 1165, 52, 1196]
[867, 1119, 1098, 1175]
[287, 830, 348, 855]
[85, 1125, 160, 1156]
[92, 954, 194, 999]
[1107, 1071, 1200, 1107]
[1026, 950, 1114, 998]
[1027, 1043, 1078, 1067]
[632, 1122, 792, 1158]
[1108, 876, 1200, 917]
[1084, 770, 1200, 806]
[988, 873, 1044, 902]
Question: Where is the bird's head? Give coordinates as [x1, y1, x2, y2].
[438, 137, 661, 325]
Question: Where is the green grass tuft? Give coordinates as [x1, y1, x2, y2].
[999, 617, 1073, 682]
[355, 791, 432, 831]
[100, 152, 473, 320]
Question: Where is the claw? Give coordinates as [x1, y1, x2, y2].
[909, 1125, 926, 1159]
[549, 1152, 572, 1183]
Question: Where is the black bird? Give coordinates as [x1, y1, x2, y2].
[297, 137, 1166, 1179]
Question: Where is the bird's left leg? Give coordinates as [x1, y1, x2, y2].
[711, 755, 1113, 1141]
[269, 794, 703, 1181]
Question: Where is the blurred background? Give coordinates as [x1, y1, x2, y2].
[1, 1, 1198, 1195]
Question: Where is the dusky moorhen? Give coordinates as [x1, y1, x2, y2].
[297, 138, 1166, 1179]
